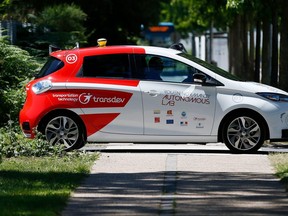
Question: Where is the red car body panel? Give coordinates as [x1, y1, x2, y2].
[19, 46, 144, 138]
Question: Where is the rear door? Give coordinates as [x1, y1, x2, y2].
[67, 53, 144, 135]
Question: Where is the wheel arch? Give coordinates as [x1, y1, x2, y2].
[217, 108, 270, 143]
[37, 109, 87, 142]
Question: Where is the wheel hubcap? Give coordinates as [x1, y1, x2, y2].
[45, 116, 79, 149]
[227, 116, 261, 150]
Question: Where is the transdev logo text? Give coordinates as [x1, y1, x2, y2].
[79, 93, 125, 104]
[52, 92, 126, 104]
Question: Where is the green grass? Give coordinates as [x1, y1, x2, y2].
[0, 154, 98, 216]
[269, 153, 288, 191]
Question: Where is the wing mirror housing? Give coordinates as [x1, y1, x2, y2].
[193, 73, 207, 84]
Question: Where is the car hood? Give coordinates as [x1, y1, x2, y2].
[239, 81, 288, 95]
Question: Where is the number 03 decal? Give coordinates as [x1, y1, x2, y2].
[66, 54, 78, 64]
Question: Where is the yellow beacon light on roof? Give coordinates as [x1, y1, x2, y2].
[97, 38, 107, 47]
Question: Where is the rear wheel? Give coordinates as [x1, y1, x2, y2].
[222, 113, 265, 153]
[42, 114, 85, 151]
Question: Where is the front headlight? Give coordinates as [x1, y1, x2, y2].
[256, 92, 288, 102]
[32, 80, 52, 94]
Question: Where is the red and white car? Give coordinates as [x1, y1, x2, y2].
[19, 41, 288, 153]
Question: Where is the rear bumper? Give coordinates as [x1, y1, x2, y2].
[21, 121, 33, 138]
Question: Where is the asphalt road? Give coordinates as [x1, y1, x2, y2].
[62, 143, 288, 215]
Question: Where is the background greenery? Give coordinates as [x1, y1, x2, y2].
[269, 153, 288, 191]
[1, 0, 287, 89]
[0, 37, 40, 127]
[0, 2, 286, 214]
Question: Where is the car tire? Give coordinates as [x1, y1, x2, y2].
[222, 112, 265, 153]
[42, 114, 85, 151]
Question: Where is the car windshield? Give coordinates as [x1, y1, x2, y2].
[35, 57, 64, 78]
[179, 53, 241, 81]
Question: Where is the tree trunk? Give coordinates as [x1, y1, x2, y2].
[248, 21, 255, 81]
[228, 15, 243, 78]
[271, 6, 278, 87]
[279, 0, 288, 91]
[254, 20, 261, 82]
[262, 17, 271, 85]
[242, 15, 249, 80]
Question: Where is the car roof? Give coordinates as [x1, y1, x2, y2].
[50, 45, 182, 59]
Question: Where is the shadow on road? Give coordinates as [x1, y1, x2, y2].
[63, 171, 288, 215]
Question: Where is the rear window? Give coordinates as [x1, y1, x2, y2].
[35, 57, 64, 78]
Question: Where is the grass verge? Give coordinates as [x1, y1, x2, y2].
[0, 153, 98, 216]
[269, 153, 288, 191]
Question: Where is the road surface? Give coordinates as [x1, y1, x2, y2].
[62, 143, 288, 215]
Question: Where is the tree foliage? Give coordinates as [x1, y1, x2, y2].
[71, 0, 168, 45]
[0, 0, 34, 21]
[39, 4, 86, 32]
[226, 0, 287, 91]
[2, 0, 167, 46]
[161, 0, 288, 91]
[0, 38, 40, 126]
[36, 3, 88, 48]
[1, 0, 288, 89]
[14, 3, 88, 55]
[161, 0, 228, 36]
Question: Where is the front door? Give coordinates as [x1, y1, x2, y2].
[140, 81, 216, 135]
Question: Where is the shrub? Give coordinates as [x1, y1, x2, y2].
[0, 38, 41, 126]
[0, 37, 59, 159]
[0, 120, 65, 158]
[0, 39, 39, 86]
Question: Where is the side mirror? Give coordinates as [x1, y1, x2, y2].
[193, 73, 207, 84]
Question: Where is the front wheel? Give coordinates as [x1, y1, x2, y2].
[222, 113, 265, 153]
[42, 115, 85, 151]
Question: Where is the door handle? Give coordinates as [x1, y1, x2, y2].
[145, 90, 159, 97]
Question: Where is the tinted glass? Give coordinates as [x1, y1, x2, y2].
[136, 54, 191, 82]
[179, 53, 241, 81]
[36, 57, 64, 78]
[135, 54, 221, 85]
[82, 54, 131, 78]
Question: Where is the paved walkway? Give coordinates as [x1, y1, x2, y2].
[62, 152, 288, 215]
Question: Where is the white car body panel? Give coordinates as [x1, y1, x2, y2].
[84, 47, 288, 143]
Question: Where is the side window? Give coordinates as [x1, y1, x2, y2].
[81, 54, 131, 78]
[161, 57, 191, 82]
[135, 54, 220, 85]
[136, 54, 193, 83]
